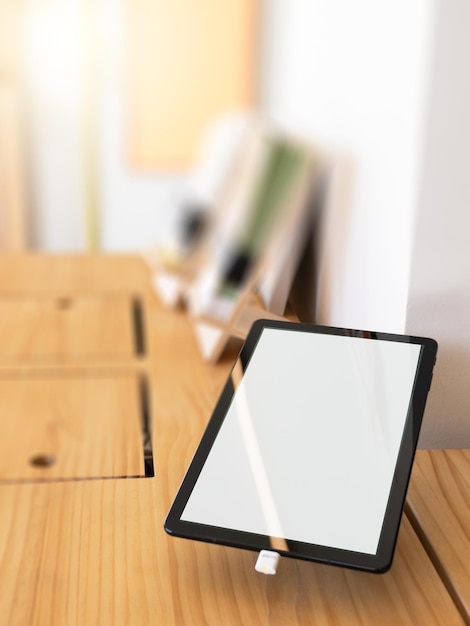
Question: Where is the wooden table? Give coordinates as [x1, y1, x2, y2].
[407, 450, 470, 623]
[0, 254, 467, 625]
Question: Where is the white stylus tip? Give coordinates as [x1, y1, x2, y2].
[255, 550, 280, 575]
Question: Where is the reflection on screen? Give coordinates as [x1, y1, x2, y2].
[181, 328, 421, 555]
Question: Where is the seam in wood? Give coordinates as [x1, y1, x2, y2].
[405, 501, 470, 625]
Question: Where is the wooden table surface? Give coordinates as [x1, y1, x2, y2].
[407, 449, 470, 623]
[0, 254, 467, 625]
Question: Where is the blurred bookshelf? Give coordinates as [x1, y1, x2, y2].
[126, 0, 258, 169]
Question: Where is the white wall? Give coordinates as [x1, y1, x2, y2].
[24, 0, 182, 252]
[99, 82, 183, 252]
[260, 0, 436, 332]
[24, 0, 86, 250]
[262, 0, 470, 448]
[97, 0, 183, 252]
[406, 0, 470, 448]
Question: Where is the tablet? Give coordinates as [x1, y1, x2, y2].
[164, 320, 437, 573]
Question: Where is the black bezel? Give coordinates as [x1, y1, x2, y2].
[164, 320, 437, 573]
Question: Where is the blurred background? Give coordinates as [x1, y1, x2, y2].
[1, 0, 261, 254]
[1, 0, 470, 445]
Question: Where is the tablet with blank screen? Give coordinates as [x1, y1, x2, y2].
[164, 320, 437, 573]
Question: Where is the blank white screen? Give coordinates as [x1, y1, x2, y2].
[182, 329, 421, 555]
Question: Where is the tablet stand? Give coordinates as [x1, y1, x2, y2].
[190, 290, 288, 363]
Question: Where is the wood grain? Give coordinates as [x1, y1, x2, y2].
[2, 484, 463, 626]
[407, 449, 470, 622]
[0, 255, 466, 625]
[0, 254, 151, 295]
[0, 374, 144, 481]
[0, 295, 136, 361]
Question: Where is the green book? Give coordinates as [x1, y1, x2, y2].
[218, 137, 309, 299]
